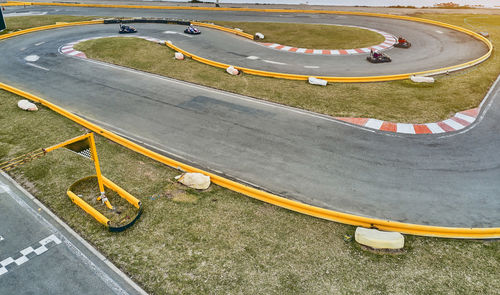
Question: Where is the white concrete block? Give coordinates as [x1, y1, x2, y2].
[355, 227, 404, 250]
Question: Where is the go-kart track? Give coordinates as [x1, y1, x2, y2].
[1, 4, 499, 237]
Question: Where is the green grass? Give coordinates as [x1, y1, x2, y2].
[76, 13, 499, 123]
[1, 15, 99, 35]
[1, 89, 499, 294]
[212, 21, 385, 49]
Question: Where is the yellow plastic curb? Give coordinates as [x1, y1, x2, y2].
[191, 21, 254, 40]
[0, 22, 498, 238]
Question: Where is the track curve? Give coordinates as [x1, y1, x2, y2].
[1, 5, 499, 234]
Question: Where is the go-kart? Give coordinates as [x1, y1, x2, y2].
[366, 52, 391, 63]
[394, 37, 411, 48]
[119, 24, 137, 34]
[184, 26, 201, 35]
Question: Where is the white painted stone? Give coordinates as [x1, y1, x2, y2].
[175, 173, 211, 190]
[308, 77, 327, 86]
[17, 100, 38, 111]
[411, 75, 435, 83]
[355, 227, 404, 250]
[226, 66, 239, 75]
[255, 32, 264, 40]
[174, 52, 184, 60]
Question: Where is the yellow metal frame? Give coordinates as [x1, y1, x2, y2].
[45, 133, 112, 209]
[67, 175, 142, 231]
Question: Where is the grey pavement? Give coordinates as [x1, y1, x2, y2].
[0, 173, 147, 295]
[0, 6, 499, 228]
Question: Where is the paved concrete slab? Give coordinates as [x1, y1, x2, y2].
[0, 173, 146, 295]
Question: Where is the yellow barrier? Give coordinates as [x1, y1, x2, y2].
[0, 20, 104, 40]
[67, 190, 111, 226]
[0, 20, 498, 238]
[1, 81, 499, 239]
[191, 21, 254, 40]
[102, 176, 141, 209]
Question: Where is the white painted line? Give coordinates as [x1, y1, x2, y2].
[14, 256, 29, 266]
[304, 66, 320, 69]
[26, 63, 49, 71]
[24, 55, 39, 62]
[372, 46, 383, 50]
[396, 123, 416, 134]
[281, 46, 292, 51]
[0, 268, 7, 276]
[1, 257, 14, 267]
[330, 49, 340, 55]
[0, 235, 4, 242]
[34, 245, 48, 255]
[34, 41, 46, 46]
[296, 48, 307, 53]
[443, 119, 465, 130]
[436, 30, 443, 34]
[365, 119, 384, 129]
[67, 51, 82, 56]
[359, 48, 371, 53]
[246, 56, 259, 60]
[346, 49, 357, 54]
[426, 123, 445, 133]
[20, 247, 34, 256]
[262, 60, 287, 65]
[455, 113, 476, 123]
[312, 49, 322, 54]
[268, 43, 280, 48]
[40, 234, 61, 245]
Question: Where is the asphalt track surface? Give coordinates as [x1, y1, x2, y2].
[1, 6, 499, 228]
[0, 173, 144, 295]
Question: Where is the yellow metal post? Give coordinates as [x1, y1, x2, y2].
[88, 133, 113, 210]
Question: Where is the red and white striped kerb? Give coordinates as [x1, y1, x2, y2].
[259, 25, 397, 55]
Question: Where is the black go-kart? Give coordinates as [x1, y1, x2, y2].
[119, 24, 137, 34]
[394, 37, 411, 48]
[184, 26, 201, 35]
[366, 52, 391, 63]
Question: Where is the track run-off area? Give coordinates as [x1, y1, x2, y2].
[1, 3, 499, 238]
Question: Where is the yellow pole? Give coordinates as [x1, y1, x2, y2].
[88, 133, 113, 210]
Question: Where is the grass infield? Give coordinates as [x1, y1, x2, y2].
[212, 21, 386, 49]
[75, 14, 500, 123]
[0, 14, 499, 294]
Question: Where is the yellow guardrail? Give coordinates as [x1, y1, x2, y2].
[0, 21, 498, 238]
[0, 20, 104, 40]
[191, 21, 254, 40]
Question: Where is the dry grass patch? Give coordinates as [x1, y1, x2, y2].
[212, 21, 385, 49]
